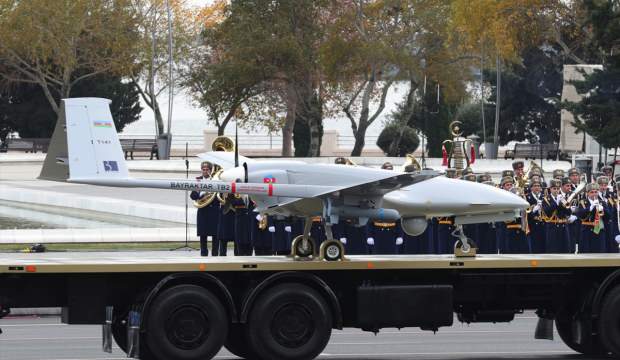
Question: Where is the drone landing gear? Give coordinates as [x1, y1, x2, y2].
[290, 218, 346, 261]
[291, 218, 316, 260]
[452, 225, 477, 258]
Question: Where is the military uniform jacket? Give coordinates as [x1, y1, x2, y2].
[542, 195, 572, 223]
[526, 192, 544, 224]
[367, 220, 403, 254]
[576, 198, 611, 227]
[230, 195, 251, 244]
[190, 175, 220, 236]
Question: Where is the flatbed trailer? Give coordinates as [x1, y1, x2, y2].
[2, 252, 620, 359]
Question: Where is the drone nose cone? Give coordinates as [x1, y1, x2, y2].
[386, 176, 528, 218]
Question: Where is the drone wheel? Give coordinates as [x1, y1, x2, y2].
[292, 235, 316, 259]
[320, 240, 344, 261]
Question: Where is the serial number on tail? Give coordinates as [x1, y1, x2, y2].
[170, 181, 231, 191]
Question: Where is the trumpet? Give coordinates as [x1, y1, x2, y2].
[402, 153, 421, 172]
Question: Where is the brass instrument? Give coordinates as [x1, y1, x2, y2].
[566, 182, 586, 206]
[402, 153, 421, 172]
[194, 136, 235, 208]
[258, 214, 268, 230]
[212, 136, 235, 152]
[345, 157, 357, 165]
[192, 167, 225, 208]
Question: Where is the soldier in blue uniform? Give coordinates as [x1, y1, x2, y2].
[366, 220, 403, 254]
[526, 180, 546, 253]
[229, 193, 252, 255]
[189, 161, 218, 256]
[435, 217, 455, 254]
[597, 176, 618, 253]
[542, 179, 572, 253]
[497, 176, 529, 253]
[251, 213, 272, 255]
[309, 216, 327, 248]
[576, 183, 611, 253]
[270, 216, 293, 255]
[216, 195, 236, 256]
[568, 167, 581, 192]
[332, 219, 367, 255]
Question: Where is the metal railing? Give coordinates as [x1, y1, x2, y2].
[337, 135, 380, 149]
[119, 133, 380, 150]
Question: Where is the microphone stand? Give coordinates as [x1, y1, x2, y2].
[172, 142, 197, 251]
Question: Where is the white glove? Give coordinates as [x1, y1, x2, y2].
[568, 215, 578, 224]
[533, 204, 541, 213]
[557, 194, 565, 202]
[284, 226, 292, 233]
[590, 202, 598, 211]
[199, 191, 206, 197]
[609, 184, 614, 192]
[570, 205, 576, 213]
[339, 237, 347, 244]
[367, 237, 375, 245]
[256, 214, 263, 221]
[268, 226, 275, 233]
[597, 204, 604, 212]
[395, 237, 403, 245]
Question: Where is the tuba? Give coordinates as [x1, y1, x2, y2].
[193, 167, 224, 208]
[212, 136, 235, 152]
[193, 137, 235, 208]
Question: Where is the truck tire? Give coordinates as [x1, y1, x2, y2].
[146, 284, 228, 360]
[555, 312, 604, 356]
[224, 323, 257, 359]
[247, 283, 332, 360]
[599, 286, 620, 356]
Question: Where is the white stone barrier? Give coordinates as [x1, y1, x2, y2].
[0, 227, 198, 244]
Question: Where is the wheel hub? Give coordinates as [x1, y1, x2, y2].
[271, 304, 314, 348]
[166, 306, 209, 350]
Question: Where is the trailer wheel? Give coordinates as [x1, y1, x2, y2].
[146, 285, 228, 360]
[224, 323, 257, 359]
[555, 312, 604, 356]
[247, 283, 332, 360]
[599, 286, 620, 356]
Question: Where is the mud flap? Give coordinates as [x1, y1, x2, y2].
[102, 306, 113, 353]
[127, 310, 141, 358]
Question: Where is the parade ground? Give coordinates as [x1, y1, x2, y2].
[0, 312, 577, 360]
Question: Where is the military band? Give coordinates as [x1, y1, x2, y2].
[191, 160, 620, 257]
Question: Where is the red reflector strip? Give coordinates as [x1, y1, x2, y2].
[231, 182, 236, 194]
[268, 183, 273, 196]
[25, 265, 37, 273]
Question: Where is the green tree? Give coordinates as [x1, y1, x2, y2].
[130, 0, 199, 137]
[483, 46, 564, 145]
[0, 0, 138, 119]
[323, 0, 461, 156]
[376, 123, 419, 157]
[0, 73, 142, 140]
[562, 0, 620, 149]
[196, 0, 327, 156]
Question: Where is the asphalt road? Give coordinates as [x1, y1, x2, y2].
[0, 312, 590, 360]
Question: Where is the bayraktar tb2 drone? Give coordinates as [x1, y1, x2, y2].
[40, 98, 528, 260]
